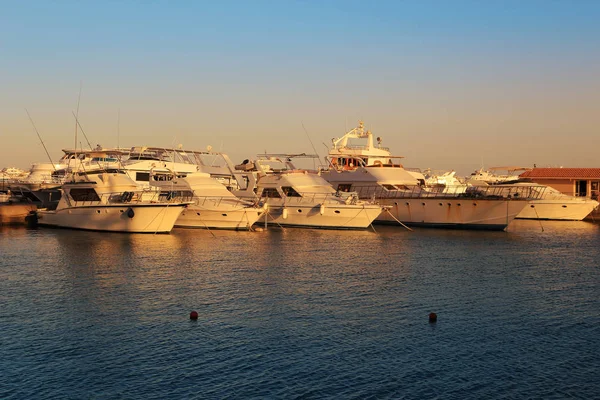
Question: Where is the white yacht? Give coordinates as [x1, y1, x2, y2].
[319, 121, 541, 230]
[467, 167, 532, 185]
[465, 167, 598, 220]
[37, 170, 189, 233]
[230, 155, 384, 229]
[149, 171, 264, 230]
[505, 183, 597, 221]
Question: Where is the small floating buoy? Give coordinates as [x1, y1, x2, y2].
[254, 227, 264, 232]
[429, 312, 437, 323]
[190, 311, 199, 320]
[282, 208, 288, 219]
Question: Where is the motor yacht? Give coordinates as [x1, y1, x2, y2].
[319, 121, 541, 230]
[149, 170, 264, 230]
[229, 155, 384, 229]
[37, 170, 189, 233]
[465, 167, 598, 220]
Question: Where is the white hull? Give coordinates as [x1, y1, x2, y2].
[261, 203, 382, 229]
[176, 206, 263, 230]
[376, 198, 528, 230]
[38, 204, 185, 233]
[517, 200, 598, 221]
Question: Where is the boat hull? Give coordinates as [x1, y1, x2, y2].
[516, 200, 598, 221]
[37, 204, 186, 233]
[375, 198, 528, 231]
[260, 203, 382, 229]
[175, 206, 264, 230]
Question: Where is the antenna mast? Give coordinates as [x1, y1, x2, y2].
[25, 109, 56, 170]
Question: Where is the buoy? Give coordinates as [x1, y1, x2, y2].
[190, 311, 199, 320]
[255, 227, 264, 232]
[319, 204, 325, 215]
[429, 312, 437, 323]
[282, 208, 288, 219]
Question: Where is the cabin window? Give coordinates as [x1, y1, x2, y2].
[136, 172, 150, 182]
[152, 174, 173, 181]
[337, 184, 352, 192]
[69, 188, 100, 202]
[282, 186, 302, 197]
[261, 188, 281, 198]
[382, 184, 397, 191]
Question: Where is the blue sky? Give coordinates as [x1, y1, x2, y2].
[1, 1, 599, 174]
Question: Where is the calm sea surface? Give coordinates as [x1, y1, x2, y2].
[2, 220, 599, 399]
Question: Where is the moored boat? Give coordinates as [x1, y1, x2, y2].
[37, 170, 189, 233]
[231, 155, 385, 229]
[319, 121, 541, 230]
[150, 170, 264, 230]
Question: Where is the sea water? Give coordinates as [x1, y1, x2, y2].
[1, 220, 599, 399]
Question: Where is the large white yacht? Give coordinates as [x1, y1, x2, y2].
[37, 170, 189, 233]
[228, 155, 384, 229]
[319, 121, 541, 230]
[149, 171, 264, 230]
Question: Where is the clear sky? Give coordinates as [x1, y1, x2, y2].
[1, 0, 599, 176]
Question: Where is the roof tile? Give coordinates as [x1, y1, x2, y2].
[520, 168, 600, 179]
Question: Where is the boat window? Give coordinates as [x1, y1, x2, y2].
[136, 172, 150, 182]
[282, 186, 302, 197]
[382, 184, 397, 191]
[337, 184, 352, 192]
[152, 174, 173, 181]
[91, 157, 118, 162]
[261, 188, 281, 198]
[69, 188, 101, 201]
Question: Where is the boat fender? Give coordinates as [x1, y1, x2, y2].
[126, 207, 135, 218]
[282, 208, 288, 219]
[25, 211, 39, 228]
[320, 204, 325, 215]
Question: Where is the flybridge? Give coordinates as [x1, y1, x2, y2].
[330, 121, 391, 153]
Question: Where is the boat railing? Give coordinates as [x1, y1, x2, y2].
[66, 189, 194, 207]
[263, 191, 363, 206]
[194, 196, 259, 208]
[346, 184, 547, 201]
[341, 144, 391, 152]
